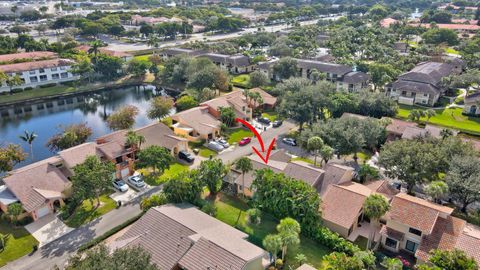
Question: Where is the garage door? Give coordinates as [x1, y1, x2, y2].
[37, 206, 50, 218]
[121, 168, 130, 178]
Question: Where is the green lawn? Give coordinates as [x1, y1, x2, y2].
[0, 220, 38, 267]
[226, 128, 254, 144]
[291, 157, 313, 164]
[0, 85, 74, 104]
[209, 194, 331, 268]
[231, 74, 251, 88]
[141, 162, 189, 186]
[445, 47, 460, 55]
[397, 105, 480, 135]
[262, 111, 279, 121]
[353, 236, 369, 250]
[134, 54, 152, 62]
[199, 147, 217, 158]
[64, 194, 117, 228]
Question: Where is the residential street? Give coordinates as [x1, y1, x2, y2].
[2, 187, 161, 270]
[217, 120, 296, 164]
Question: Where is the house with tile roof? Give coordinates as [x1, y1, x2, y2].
[0, 122, 187, 220]
[110, 204, 268, 270]
[258, 58, 370, 92]
[0, 58, 78, 93]
[380, 193, 480, 265]
[385, 61, 459, 106]
[171, 106, 222, 141]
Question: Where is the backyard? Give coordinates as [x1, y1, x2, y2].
[397, 105, 480, 135]
[64, 194, 117, 228]
[207, 194, 331, 268]
[141, 162, 190, 186]
[0, 220, 38, 267]
[231, 74, 251, 88]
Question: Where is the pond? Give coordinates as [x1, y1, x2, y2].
[0, 85, 176, 171]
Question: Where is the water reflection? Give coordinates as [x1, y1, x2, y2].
[0, 85, 176, 169]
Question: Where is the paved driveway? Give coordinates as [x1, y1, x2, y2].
[25, 214, 73, 247]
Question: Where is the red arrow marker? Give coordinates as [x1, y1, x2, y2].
[235, 118, 276, 164]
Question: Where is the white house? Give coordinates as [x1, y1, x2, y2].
[0, 58, 78, 93]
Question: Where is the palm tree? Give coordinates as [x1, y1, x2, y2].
[277, 217, 301, 261]
[424, 109, 436, 124]
[363, 194, 390, 250]
[263, 234, 283, 262]
[88, 39, 103, 63]
[408, 109, 424, 122]
[125, 130, 145, 161]
[19, 130, 37, 161]
[235, 157, 252, 196]
[243, 89, 251, 105]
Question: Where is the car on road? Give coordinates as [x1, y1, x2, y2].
[272, 120, 283, 128]
[282, 137, 297, 146]
[239, 137, 252, 146]
[113, 179, 129, 192]
[128, 174, 146, 189]
[257, 117, 271, 125]
[208, 141, 225, 152]
[216, 138, 230, 148]
[178, 150, 195, 163]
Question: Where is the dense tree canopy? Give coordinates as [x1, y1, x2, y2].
[47, 123, 93, 152]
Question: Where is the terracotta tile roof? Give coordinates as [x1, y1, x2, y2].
[171, 107, 221, 135]
[178, 237, 247, 270]
[317, 163, 354, 196]
[380, 225, 405, 241]
[386, 193, 454, 234]
[322, 183, 369, 229]
[0, 51, 57, 63]
[380, 18, 398, 28]
[135, 122, 186, 150]
[97, 141, 126, 159]
[455, 224, 480, 264]
[383, 117, 417, 136]
[364, 180, 399, 199]
[412, 23, 480, 31]
[234, 155, 286, 189]
[283, 161, 325, 187]
[0, 58, 75, 73]
[416, 216, 466, 262]
[3, 161, 70, 212]
[250, 88, 277, 106]
[113, 204, 265, 269]
[58, 142, 100, 169]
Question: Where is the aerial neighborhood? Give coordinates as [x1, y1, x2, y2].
[0, 1, 479, 270]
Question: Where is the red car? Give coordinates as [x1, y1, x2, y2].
[239, 137, 251, 146]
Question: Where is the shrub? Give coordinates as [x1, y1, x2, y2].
[140, 193, 168, 211]
[23, 87, 33, 91]
[39, 83, 57, 88]
[312, 226, 360, 255]
[246, 208, 262, 225]
[11, 88, 23, 93]
[201, 202, 217, 216]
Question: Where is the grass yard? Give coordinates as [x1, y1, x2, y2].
[231, 74, 251, 88]
[0, 220, 38, 267]
[353, 236, 369, 250]
[397, 105, 480, 135]
[226, 128, 254, 144]
[141, 162, 189, 186]
[133, 54, 152, 62]
[64, 194, 117, 228]
[199, 147, 217, 158]
[0, 85, 74, 104]
[445, 47, 460, 55]
[208, 194, 331, 268]
[291, 156, 314, 164]
[262, 111, 279, 121]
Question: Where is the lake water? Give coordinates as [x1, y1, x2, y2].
[0, 85, 176, 171]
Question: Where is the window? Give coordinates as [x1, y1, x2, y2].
[405, 240, 419, 253]
[385, 237, 398, 248]
[60, 66, 67, 70]
[29, 76, 38, 83]
[424, 93, 428, 97]
[409, 227, 422, 236]
[51, 67, 58, 72]
[39, 68, 45, 73]
[51, 74, 59, 80]
[29, 70, 36, 75]
[39, 75, 47, 81]
[60, 72, 68, 78]
[402, 91, 407, 96]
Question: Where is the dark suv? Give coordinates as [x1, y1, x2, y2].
[179, 150, 195, 163]
[257, 117, 271, 125]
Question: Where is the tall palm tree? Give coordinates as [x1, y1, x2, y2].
[126, 130, 145, 160]
[19, 130, 37, 161]
[88, 39, 103, 63]
[235, 157, 252, 196]
[277, 217, 301, 261]
[363, 194, 390, 250]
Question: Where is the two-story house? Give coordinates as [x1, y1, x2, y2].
[171, 106, 222, 142]
[0, 58, 78, 93]
[257, 58, 370, 92]
[385, 61, 458, 106]
[380, 193, 480, 265]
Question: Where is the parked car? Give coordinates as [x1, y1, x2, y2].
[208, 141, 224, 152]
[239, 137, 252, 146]
[113, 179, 129, 192]
[282, 137, 297, 146]
[272, 120, 283, 128]
[257, 117, 271, 125]
[178, 150, 195, 163]
[128, 174, 146, 188]
[216, 138, 230, 148]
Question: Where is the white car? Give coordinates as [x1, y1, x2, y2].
[207, 141, 224, 152]
[128, 175, 146, 188]
[216, 138, 230, 148]
[113, 179, 129, 192]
